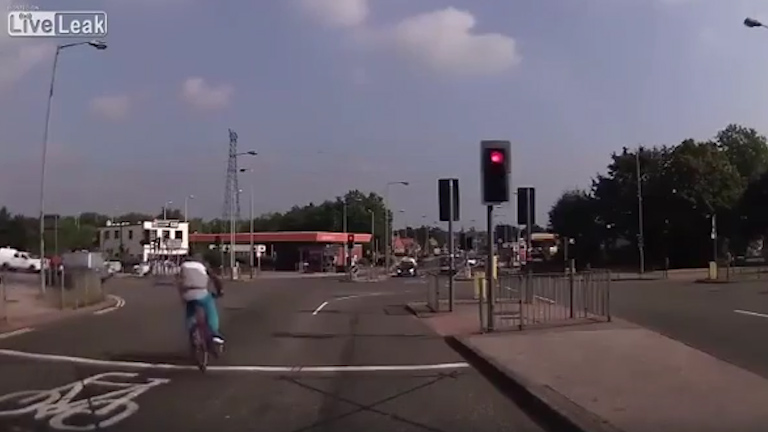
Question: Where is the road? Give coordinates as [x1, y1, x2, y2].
[0, 276, 546, 432]
[611, 279, 768, 379]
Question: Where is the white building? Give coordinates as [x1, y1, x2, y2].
[99, 219, 190, 262]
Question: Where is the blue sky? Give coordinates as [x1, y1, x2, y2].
[2, 0, 768, 229]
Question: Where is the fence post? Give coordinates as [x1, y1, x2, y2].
[568, 259, 575, 319]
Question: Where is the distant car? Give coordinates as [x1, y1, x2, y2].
[0, 247, 42, 273]
[133, 262, 151, 276]
[395, 261, 418, 277]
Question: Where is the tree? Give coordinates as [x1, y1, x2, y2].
[548, 189, 602, 264]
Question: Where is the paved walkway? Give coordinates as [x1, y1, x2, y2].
[410, 301, 768, 432]
[0, 283, 114, 332]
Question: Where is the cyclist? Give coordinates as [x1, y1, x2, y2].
[178, 253, 225, 346]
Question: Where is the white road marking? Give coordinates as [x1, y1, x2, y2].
[93, 295, 125, 315]
[0, 327, 34, 340]
[0, 349, 470, 373]
[734, 309, 768, 319]
[311, 301, 329, 315]
[312, 292, 389, 315]
[0, 371, 169, 430]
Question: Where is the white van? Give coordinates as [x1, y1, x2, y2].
[0, 247, 43, 272]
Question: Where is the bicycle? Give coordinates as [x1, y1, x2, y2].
[188, 294, 223, 373]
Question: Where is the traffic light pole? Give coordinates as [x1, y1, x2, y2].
[525, 190, 534, 304]
[448, 180, 455, 312]
[485, 205, 494, 331]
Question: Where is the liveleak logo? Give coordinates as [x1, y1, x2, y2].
[7, 11, 108, 37]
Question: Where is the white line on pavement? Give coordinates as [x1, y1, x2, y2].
[93, 295, 126, 315]
[311, 292, 387, 316]
[311, 301, 329, 315]
[0, 327, 34, 340]
[0, 349, 470, 373]
[734, 309, 768, 319]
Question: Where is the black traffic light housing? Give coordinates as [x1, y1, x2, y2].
[347, 234, 355, 249]
[480, 140, 511, 204]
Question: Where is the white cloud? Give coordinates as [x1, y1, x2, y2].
[385, 8, 520, 77]
[181, 77, 233, 110]
[90, 94, 131, 120]
[298, 0, 368, 28]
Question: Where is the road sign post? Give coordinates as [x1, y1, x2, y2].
[439, 178, 460, 312]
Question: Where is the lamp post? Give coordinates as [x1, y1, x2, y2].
[163, 201, 172, 220]
[240, 168, 256, 278]
[229, 151, 257, 279]
[384, 181, 409, 274]
[38, 40, 106, 296]
[744, 17, 766, 28]
[184, 195, 194, 222]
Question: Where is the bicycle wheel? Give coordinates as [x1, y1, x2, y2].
[192, 307, 209, 372]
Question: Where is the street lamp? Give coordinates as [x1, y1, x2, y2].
[384, 181, 409, 273]
[163, 201, 173, 220]
[240, 168, 256, 278]
[745, 17, 765, 28]
[38, 40, 107, 295]
[228, 151, 257, 279]
[184, 195, 194, 222]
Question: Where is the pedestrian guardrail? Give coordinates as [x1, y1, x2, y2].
[483, 271, 611, 331]
[423, 270, 611, 332]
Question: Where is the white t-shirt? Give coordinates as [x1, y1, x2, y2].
[179, 261, 210, 301]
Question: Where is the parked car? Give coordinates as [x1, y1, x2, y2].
[0, 247, 42, 273]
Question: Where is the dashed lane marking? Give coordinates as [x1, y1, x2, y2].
[0, 349, 470, 373]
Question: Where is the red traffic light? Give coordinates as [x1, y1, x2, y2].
[489, 150, 505, 164]
[347, 234, 354, 242]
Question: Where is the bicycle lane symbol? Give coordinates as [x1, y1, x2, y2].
[0, 372, 170, 431]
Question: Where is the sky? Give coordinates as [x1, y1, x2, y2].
[2, 0, 768, 230]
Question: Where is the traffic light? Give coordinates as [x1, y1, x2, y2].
[347, 234, 354, 249]
[480, 141, 511, 204]
[517, 187, 536, 226]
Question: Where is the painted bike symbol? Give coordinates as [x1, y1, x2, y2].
[0, 372, 170, 431]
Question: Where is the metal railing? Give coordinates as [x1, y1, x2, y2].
[487, 271, 611, 330]
[424, 270, 611, 332]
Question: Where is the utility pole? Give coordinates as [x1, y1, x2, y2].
[342, 199, 348, 269]
[250, 186, 255, 279]
[636, 149, 645, 275]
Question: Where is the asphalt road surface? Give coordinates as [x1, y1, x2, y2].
[0, 276, 545, 432]
[611, 279, 768, 379]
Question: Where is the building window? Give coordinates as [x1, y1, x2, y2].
[128, 230, 134, 240]
[104, 231, 110, 240]
[175, 230, 183, 240]
[115, 230, 121, 239]
[163, 230, 170, 239]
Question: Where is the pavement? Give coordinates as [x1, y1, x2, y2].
[1, 280, 120, 333]
[403, 277, 768, 432]
[0, 276, 548, 432]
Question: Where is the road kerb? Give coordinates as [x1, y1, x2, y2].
[446, 335, 625, 432]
